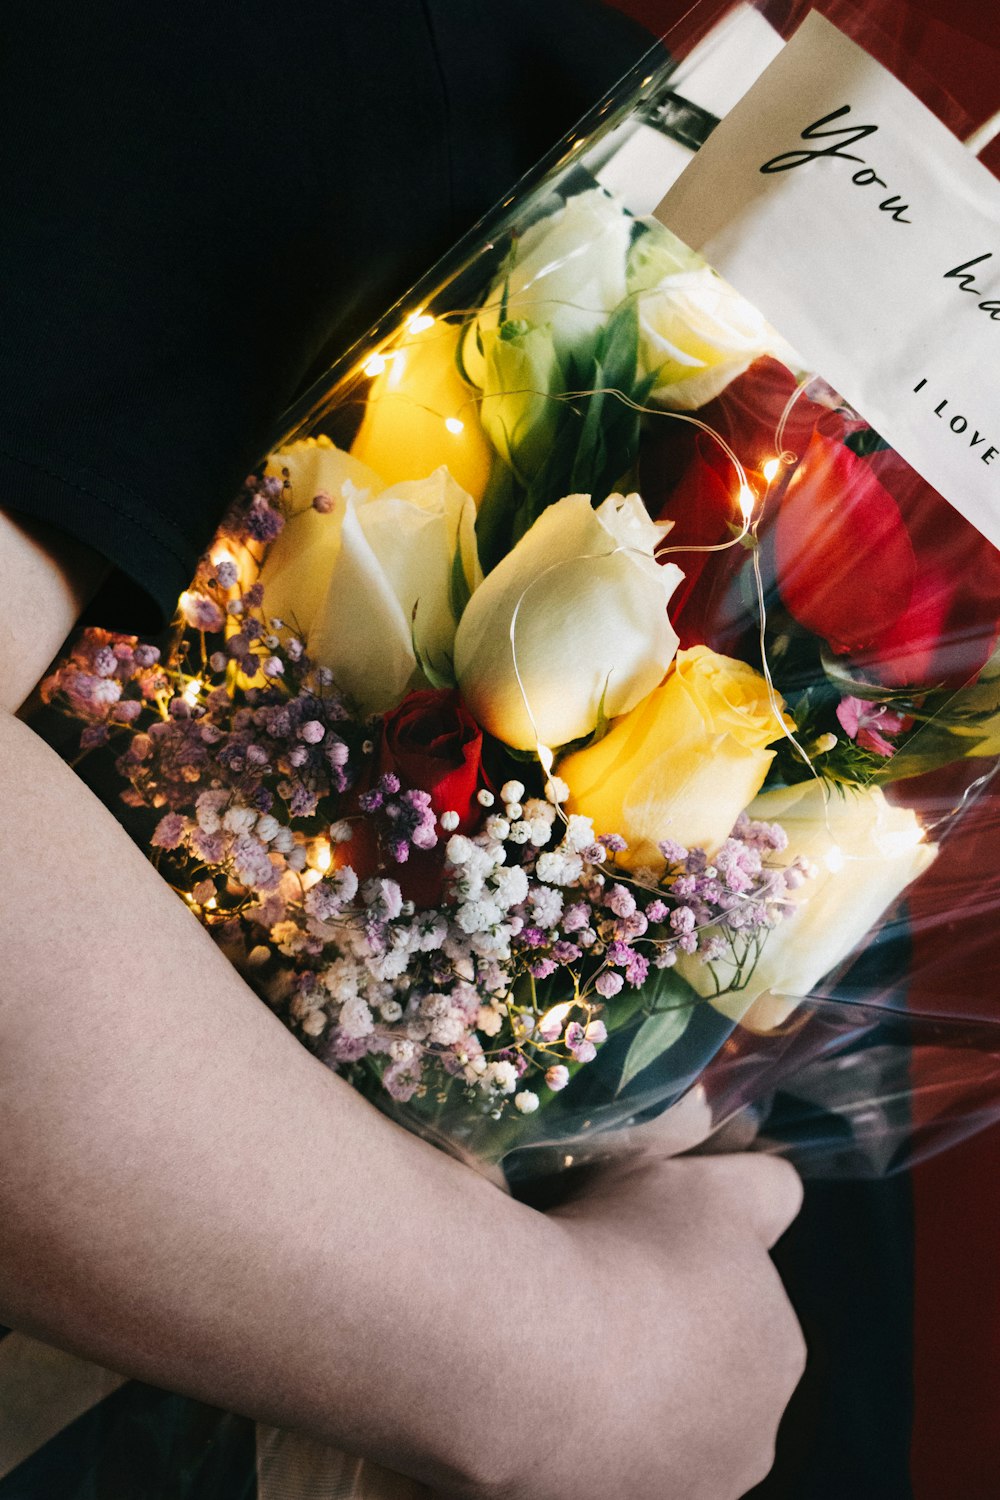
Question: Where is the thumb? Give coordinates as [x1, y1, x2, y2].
[735, 1154, 804, 1248]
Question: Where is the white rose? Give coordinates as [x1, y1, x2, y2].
[630, 223, 794, 411]
[476, 320, 561, 477]
[257, 436, 385, 638]
[309, 467, 482, 715]
[454, 491, 682, 750]
[463, 187, 633, 385]
[683, 781, 937, 1026]
[260, 440, 481, 714]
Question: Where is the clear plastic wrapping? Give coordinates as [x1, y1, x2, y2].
[42, 0, 1000, 1190]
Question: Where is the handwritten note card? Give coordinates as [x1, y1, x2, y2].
[654, 11, 1000, 548]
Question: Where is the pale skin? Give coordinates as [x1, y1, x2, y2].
[0, 508, 806, 1500]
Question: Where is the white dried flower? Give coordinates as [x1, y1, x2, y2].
[514, 1090, 540, 1114]
[223, 805, 258, 834]
[446, 835, 473, 865]
[477, 1005, 504, 1038]
[488, 1060, 519, 1094]
[339, 997, 375, 1039]
[456, 898, 503, 935]
[535, 849, 584, 886]
[389, 1038, 419, 1063]
[563, 814, 596, 853]
[492, 865, 529, 910]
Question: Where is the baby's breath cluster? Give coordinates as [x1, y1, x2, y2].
[42, 474, 807, 1129]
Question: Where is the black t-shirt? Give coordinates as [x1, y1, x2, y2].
[0, 0, 653, 629]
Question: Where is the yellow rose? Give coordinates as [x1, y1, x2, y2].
[560, 645, 790, 868]
[350, 321, 492, 503]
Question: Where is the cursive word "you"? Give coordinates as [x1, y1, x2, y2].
[760, 106, 912, 223]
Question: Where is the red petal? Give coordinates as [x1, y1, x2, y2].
[775, 431, 916, 651]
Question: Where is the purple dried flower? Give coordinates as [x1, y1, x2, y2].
[521, 926, 547, 949]
[92, 646, 118, 677]
[180, 591, 226, 633]
[80, 723, 110, 750]
[383, 1057, 423, 1102]
[606, 883, 636, 918]
[111, 699, 143, 723]
[151, 812, 187, 850]
[245, 497, 285, 544]
[658, 838, 688, 864]
[529, 958, 558, 980]
[623, 950, 649, 987]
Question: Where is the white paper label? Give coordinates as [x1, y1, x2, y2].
[654, 11, 1000, 549]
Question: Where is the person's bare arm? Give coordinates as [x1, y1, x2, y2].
[0, 508, 805, 1500]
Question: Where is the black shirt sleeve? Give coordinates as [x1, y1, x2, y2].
[0, 0, 654, 631]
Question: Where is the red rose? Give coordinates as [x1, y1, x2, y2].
[379, 688, 484, 830]
[378, 688, 486, 906]
[775, 428, 1000, 690]
[640, 358, 828, 651]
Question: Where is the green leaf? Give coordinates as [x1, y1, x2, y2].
[843, 426, 893, 458]
[475, 460, 525, 574]
[619, 1003, 693, 1091]
[448, 539, 473, 622]
[410, 605, 456, 690]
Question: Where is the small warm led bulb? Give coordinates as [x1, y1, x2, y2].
[738, 486, 756, 522]
[309, 838, 333, 873]
[444, 416, 464, 435]
[364, 354, 387, 378]
[762, 457, 781, 483]
[183, 678, 203, 706]
[407, 313, 435, 335]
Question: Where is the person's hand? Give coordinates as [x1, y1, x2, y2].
[467, 1153, 804, 1500]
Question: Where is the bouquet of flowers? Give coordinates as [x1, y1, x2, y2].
[43, 0, 1000, 1191]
